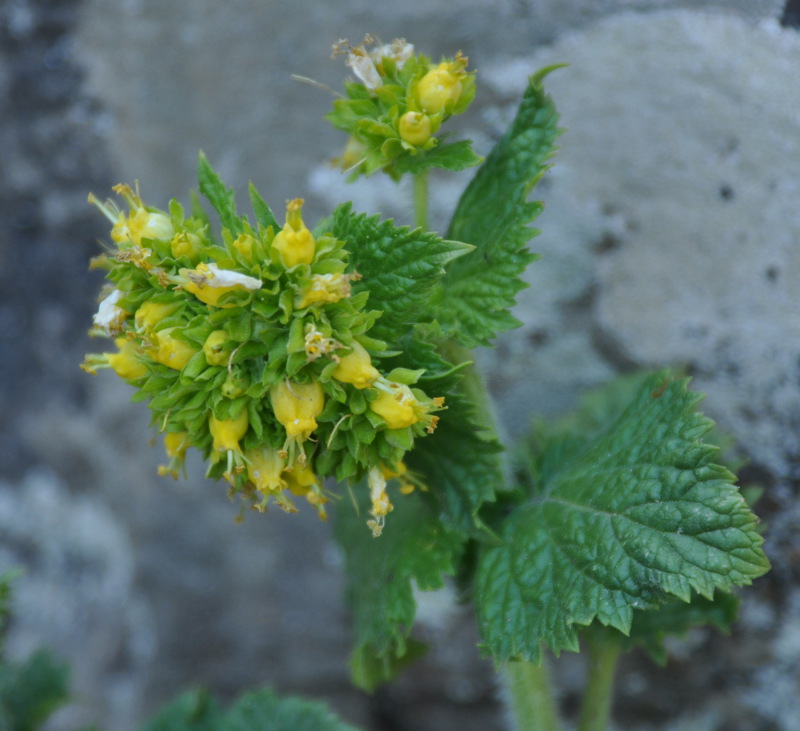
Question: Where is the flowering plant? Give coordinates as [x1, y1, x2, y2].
[81, 37, 769, 731]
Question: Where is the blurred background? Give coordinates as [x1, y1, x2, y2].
[1, 0, 799, 728]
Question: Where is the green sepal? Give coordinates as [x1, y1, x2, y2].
[475, 373, 770, 663]
[440, 66, 564, 347]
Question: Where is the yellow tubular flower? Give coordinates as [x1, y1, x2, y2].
[203, 330, 231, 366]
[182, 262, 263, 308]
[112, 206, 174, 247]
[296, 273, 352, 309]
[151, 328, 198, 371]
[332, 341, 380, 389]
[107, 338, 148, 380]
[285, 463, 327, 519]
[158, 431, 191, 479]
[232, 233, 255, 263]
[270, 379, 325, 441]
[416, 62, 463, 114]
[271, 199, 315, 268]
[370, 382, 420, 429]
[209, 409, 249, 452]
[398, 111, 432, 146]
[135, 300, 180, 331]
[245, 447, 287, 494]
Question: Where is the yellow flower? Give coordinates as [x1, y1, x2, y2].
[271, 199, 315, 268]
[182, 262, 262, 308]
[107, 337, 148, 380]
[285, 463, 327, 519]
[150, 328, 198, 370]
[203, 330, 231, 367]
[270, 379, 325, 441]
[416, 61, 464, 114]
[112, 206, 174, 247]
[370, 382, 420, 429]
[135, 300, 179, 331]
[170, 231, 203, 260]
[304, 324, 341, 362]
[295, 273, 352, 309]
[398, 111, 432, 146]
[245, 447, 287, 494]
[332, 341, 380, 389]
[158, 431, 191, 479]
[209, 409, 249, 452]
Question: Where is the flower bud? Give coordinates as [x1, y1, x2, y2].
[151, 328, 198, 371]
[221, 373, 247, 399]
[398, 111, 432, 146]
[209, 409, 249, 452]
[332, 342, 380, 389]
[170, 231, 203, 261]
[203, 330, 231, 366]
[416, 63, 463, 114]
[370, 383, 420, 429]
[232, 233, 256, 263]
[107, 338, 148, 380]
[271, 379, 325, 440]
[135, 300, 179, 331]
[271, 199, 315, 268]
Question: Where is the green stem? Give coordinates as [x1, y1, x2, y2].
[577, 639, 621, 731]
[505, 660, 561, 731]
[413, 169, 429, 231]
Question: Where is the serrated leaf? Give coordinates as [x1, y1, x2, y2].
[476, 374, 770, 663]
[588, 591, 740, 665]
[406, 378, 503, 534]
[197, 152, 242, 235]
[333, 488, 465, 689]
[248, 182, 279, 230]
[222, 688, 359, 731]
[140, 688, 223, 731]
[328, 204, 472, 342]
[393, 140, 483, 175]
[0, 650, 70, 730]
[441, 67, 564, 347]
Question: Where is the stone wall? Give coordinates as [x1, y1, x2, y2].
[1, 1, 798, 729]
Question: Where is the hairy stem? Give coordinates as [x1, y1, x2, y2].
[577, 638, 621, 731]
[413, 169, 429, 231]
[505, 660, 561, 731]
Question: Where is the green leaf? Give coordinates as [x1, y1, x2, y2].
[392, 140, 484, 175]
[0, 650, 70, 730]
[248, 183, 279, 230]
[476, 374, 770, 663]
[327, 204, 472, 342]
[140, 688, 223, 731]
[588, 591, 741, 665]
[197, 152, 243, 235]
[333, 488, 465, 689]
[406, 379, 503, 534]
[222, 688, 359, 731]
[441, 66, 564, 347]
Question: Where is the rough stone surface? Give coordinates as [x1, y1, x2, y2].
[2, 0, 798, 730]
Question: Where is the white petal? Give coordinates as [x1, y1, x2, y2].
[206, 263, 262, 290]
[347, 52, 382, 91]
[93, 289, 125, 334]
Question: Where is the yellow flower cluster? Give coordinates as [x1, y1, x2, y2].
[82, 176, 444, 532]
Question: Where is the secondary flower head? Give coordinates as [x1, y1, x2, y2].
[328, 38, 477, 179]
